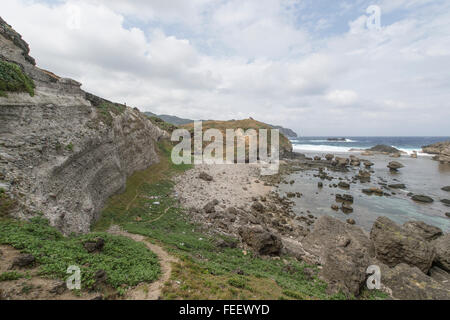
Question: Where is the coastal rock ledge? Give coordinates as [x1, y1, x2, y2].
[422, 141, 450, 163]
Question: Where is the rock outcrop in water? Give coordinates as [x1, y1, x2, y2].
[422, 141, 450, 164]
[0, 18, 166, 234]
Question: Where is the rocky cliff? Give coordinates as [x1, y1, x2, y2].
[0, 18, 167, 234]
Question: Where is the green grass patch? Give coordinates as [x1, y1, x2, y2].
[0, 271, 24, 282]
[96, 102, 126, 126]
[0, 217, 160, 290]
[0, 60, 35, 97]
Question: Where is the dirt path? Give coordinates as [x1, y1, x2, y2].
[107, 225, 177, 300]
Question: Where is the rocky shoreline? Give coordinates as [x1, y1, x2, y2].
[173, 151, 450, 299]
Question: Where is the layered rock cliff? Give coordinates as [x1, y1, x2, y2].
[422, 141, 450, 164]
[0, 18, 167, 234]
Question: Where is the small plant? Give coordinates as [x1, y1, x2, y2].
[65, 142, 74, 152]
[0, 271, 24, 282]
[0, 60, 35, 97]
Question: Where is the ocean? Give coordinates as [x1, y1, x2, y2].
[280, 136, 450, 232]
[290, 136, 450, 155]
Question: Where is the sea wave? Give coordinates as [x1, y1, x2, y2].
[292, 144, 355, 153]
[290, 139, 358, 143]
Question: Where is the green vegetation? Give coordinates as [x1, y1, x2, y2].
[0, 271, 24, 282]
[94, 140, 367, 300]
[0, 188, 17, 217]
[65, 142, 74, 152]
[148, 116, 179, 133]
[0, 217, 160, 290]
[0, 60, 35, 97]
[96, 102, 126, 126]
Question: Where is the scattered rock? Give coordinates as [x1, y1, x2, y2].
[318, 182, 323, 188]
[442, 186, 450, 192]
[387, 161, 404, 171]
[370, 217, 435, 273]
[388, 184, 406, 189]
[446, 213, 450, 218]
[411, 195, 434, 203]
[336, 194, 353, 203]
[346, 219, 356, 225]
[83, 238, 105, 253]
[341, 203, 353, 214]
[441, 199, 450, 206]
[356, 170, 371, 183]
[238, 225, 282, 256]
[204, 199, 219, 213]
[363, 160, 374, 168]
[331, 204, 339, 211]
[199, 172, 213, 181]
[338, 181, 350, 189]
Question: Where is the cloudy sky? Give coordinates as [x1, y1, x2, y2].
[2, 0, 450, 136]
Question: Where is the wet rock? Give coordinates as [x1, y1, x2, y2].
[403, 221, 443, 241]
[338, 181, 350, 189]
[341, 203, 353, 214]
[446, 213, 450, 218]
[363, 160, 374, 168]
[318, 182, 323, 188]
[388, 184, 406, 189]
[441, 199, 450, 206]
[300, 216, 375, 297]
[199, 172, 213, 181]
[433, 234, 450, 272]
[11, 254, 35, 269]
[411, 195, 434, 203]
[368, 145, 401, 154]
[238, 225, 282, 256]
[83, 238, 105, 253]
[346, 219, 356, 225]
[286, 192, 296, 198]
[334, 157, 349, 167]
[356, 170, 371, 182]
[370, 217, 434, 273]
[336, 194, 353, 203]
[379, 263, 450, 300]
[362, 188, 383, 196]
[387, 161, 404, 171]
[442, 186, 450, 192]
[331, 204, 339, 211]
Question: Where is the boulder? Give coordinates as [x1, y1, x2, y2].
[334, 157, 349, 167]
[446, 213, 450, 218]
[363, 160, 374, 168]
[370, 217, 435, 273]
[402, 221, 442, 241]
[442, 186, 450, 192]
[338, 181, 350, 189]
[379, 263, 450, 300]
[411, 195, 434, 203]
[422, 141, 450, 164]
[10, 254, 35, 269]
[83, 238, 105, 253]
[356, 170, 371, 183]
[300, 216, 375, 297]
[433, 234, 450, 272]
[336, 194, 353, 203]
[341, 203, 354, 214]
[387, 161, 404, 171]
[238, 225, 282, 255]
[441, 199, 450, 206]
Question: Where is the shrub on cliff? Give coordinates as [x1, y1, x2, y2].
[0, 60, 35, 97]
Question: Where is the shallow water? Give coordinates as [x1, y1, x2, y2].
[279, 152, 450, 232]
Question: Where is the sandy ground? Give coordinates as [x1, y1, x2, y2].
[174, 163, 274, 212]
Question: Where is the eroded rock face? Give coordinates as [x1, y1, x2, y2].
[403, 221, 443, 241]
[433, 234, 450, 272]
[370, 217, 435, 273]
[0, 18, 166, 234]
[300, 216, 375, 297]
[422, 141, 450, 164]
[379, 263, 450, 300]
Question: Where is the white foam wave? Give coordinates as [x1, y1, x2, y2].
[293, 144, 355, 153]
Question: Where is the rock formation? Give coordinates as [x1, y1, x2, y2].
[422, 141, 450, 163]
[0, 18, 167, 234]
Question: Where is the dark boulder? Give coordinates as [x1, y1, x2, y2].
[11, 254, 35, 269]
[368, 145, 401, 154]
[83, 238, 105, 253]
[411, 195, 434, 203]
[442, 186, 450, 192]
[370, 217, 434, 273]
[238, 225, 282, 256]
[388, 184, 406, 189]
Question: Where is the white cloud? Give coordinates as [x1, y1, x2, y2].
[1, 0, 450, 135]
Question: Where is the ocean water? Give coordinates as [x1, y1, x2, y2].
[291, 136, 450, 155]
[280, 137, 450, 232]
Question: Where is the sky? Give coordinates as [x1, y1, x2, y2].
[1, 0, 450, 136]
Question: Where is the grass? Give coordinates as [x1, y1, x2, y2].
[96, 102, 126, 126]
[0, 217, 160, 290]
[0, 271, 24, 282]
[93, 140, 384, 300]
[0, 60, 35, 97]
